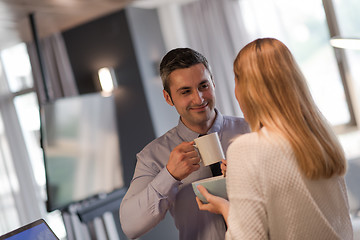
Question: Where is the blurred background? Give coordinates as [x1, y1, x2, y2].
[0, 0, 359, 239]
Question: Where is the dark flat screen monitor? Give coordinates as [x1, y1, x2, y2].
[40, 92, 124, 212]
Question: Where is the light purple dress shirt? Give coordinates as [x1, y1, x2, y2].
[120, 110, 249, 240]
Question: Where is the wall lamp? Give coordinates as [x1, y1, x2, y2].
[98, 67, 117, 94]
[330, 37, 360, 50]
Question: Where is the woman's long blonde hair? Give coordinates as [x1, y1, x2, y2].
[234, 38, 346, 179]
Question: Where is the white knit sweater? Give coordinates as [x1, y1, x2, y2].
[225, 128, 353, 240]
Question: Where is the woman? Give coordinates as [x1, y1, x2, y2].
[196, 38, 353, 239]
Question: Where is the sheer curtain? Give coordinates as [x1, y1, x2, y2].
[0, 32, 78, 236]
[0, 61, 44, 234]
[181, 0, 250, 117]
[27, 32, 78, 104]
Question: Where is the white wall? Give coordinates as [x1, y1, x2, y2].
[126, 6, 179, 138]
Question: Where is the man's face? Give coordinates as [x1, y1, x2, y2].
[163, 63, 216, 131]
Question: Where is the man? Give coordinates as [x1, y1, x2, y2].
[119, 48, 249, 239]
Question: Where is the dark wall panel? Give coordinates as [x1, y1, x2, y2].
[62, 10, 155, 187]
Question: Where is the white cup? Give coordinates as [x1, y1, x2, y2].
[193, 132, 225, 166]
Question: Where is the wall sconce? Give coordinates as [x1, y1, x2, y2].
[98, 67, 117, 93]
[330, 37, 360, 50]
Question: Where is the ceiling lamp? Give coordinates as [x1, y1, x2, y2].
[330, 37, 360, 50]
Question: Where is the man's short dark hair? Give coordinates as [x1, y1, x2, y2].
[159, 48, 213, 95]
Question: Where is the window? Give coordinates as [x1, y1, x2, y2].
[235, 0, 360, 159]
[0, 43, 66, 238]
[333, 0, 360, 37]
[1, 44, 33, 93]
[237, 0, 352, 127]
[329, 0, 360, 159]
[13, 93, 46, 196]
[332, 0, 360, 108]
[0, 113, 21, 233]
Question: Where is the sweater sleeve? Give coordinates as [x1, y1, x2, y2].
[225, 134, 269, 240]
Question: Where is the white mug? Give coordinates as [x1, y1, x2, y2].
[193, 132, 225, 166]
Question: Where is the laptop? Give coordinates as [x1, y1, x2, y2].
[0, 219, 59, 240]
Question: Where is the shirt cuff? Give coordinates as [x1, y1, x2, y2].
[151, 167, 182, 201]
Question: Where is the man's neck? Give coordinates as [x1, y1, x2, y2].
[181, 111, 217, 135]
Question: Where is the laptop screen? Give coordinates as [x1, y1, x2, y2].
[0, 219, 58, 240]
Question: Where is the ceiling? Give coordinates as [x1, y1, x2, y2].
[0, 0, 199, 51]
[0, 0, 137, 51]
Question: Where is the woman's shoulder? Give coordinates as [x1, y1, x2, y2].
[230, 131, 260, 147]
[230, 127, 273, 146]
[228, 127, 291, 157]
[227, 128, 296, 183]
[227, 131, 263, 161]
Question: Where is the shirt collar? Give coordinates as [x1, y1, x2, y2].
[176, 109, 223, 142]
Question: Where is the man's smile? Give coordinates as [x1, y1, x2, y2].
[188, 102, 209, 112]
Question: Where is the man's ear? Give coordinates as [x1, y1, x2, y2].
[163, 89, 174, 106]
